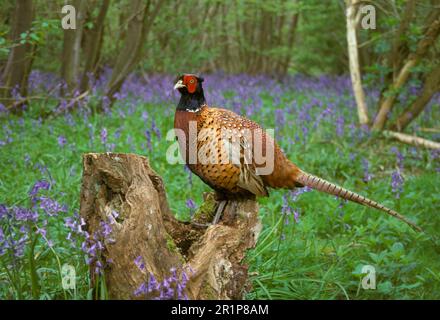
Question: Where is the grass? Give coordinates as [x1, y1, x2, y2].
[0, 73, 439, 299]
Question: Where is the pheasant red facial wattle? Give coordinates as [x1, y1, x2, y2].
[173, 74, 422, 232]
[183, 75, 197, 94]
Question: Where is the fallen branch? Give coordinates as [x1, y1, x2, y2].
[5, 89, 89, 112]
[418, 127, 440, 133]
[52, 90, 90, 116]
[383, 130, 440, 149]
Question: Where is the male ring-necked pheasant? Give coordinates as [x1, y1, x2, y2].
[173, 74, 421, 232]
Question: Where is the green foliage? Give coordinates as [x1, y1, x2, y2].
[0, 81, 439, 299]
[293, 0, 346, 75]
[2, 0, 437, 77]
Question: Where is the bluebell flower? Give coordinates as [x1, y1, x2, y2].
[58, 135, 67, 147]
[29, 180, 50, 197]
[134, 256, 145, 271]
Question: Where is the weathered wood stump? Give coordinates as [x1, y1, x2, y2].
[79, 153, 261, 299]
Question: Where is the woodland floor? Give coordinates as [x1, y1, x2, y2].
[0, 72, 439, 299]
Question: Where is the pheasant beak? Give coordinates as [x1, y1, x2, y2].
[174, 80, 186, 90]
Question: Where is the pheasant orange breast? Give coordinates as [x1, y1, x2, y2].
[175, 106, 302, 198]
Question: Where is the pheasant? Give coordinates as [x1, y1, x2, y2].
[173, 74, 421, 232]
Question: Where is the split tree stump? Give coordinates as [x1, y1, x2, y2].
[79, 153, 262, 299]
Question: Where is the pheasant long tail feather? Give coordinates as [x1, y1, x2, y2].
[295, 171, 422, 232]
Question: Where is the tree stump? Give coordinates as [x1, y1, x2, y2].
[79, 153, 261, 299]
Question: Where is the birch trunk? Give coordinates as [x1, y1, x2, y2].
[346, 0, 369, 125]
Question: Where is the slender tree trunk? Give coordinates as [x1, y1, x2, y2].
[345, 0, 369, 125]
[372, 11, 440, 130]
[104, 0, 162, 107]
[389, 0, 415, 80]
[79, 0, 110, 93]
[256, 9, 268, 74]
[61, 0, 87, 95]
[0, 0, 35, 106]
[220, 4, 230, 73]
[391, 64, 440, 132]
[274, 3, 285, 75]
[280, 10, 299, 77]
[375, 0, 415, 111]
[233, 1, 245, 73]
[241, 11, 252, 73]
[200, 2, 220, 72]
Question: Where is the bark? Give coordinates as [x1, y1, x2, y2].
[79, 153, 261, 300]
[391, 64, 440, 132]
[79, 0, 110, 93]
[376, 0, 416, 112]
[104, 0, 162, 106]
[61, 0, 87, 95]
[199, 1, 221, 73]
[372, 10, 440, 130]
[388, 0, 415, 80]
[345, 0, 369, 125]
[279, 10, 299, 77]
[274, 2, 286, 75]
[220, 4, 231, 73]
[0, 0, 35, 106]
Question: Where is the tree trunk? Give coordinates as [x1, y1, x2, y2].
[61, 0, 87, 95]
[280, 10, 299, 77]
[388, 0, 415, 81]
[79, 0, 110, 93]
[391, 64, 440, 132]
[103, 0, 162, 107]
[79, 153, 261, 299]
[375, 0, 415, 113]
[0, 0, 35, 106]
[345, 0, 369, 125]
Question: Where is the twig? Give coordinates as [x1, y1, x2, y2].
[58, 90, 89, 112]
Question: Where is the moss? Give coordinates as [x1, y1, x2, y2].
[200, 282, 218, 299]
[193, 194, 217, 223]
[165, 233, 186, 264]
[166, 233, 178, 253]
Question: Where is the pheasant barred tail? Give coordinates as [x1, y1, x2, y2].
[294, 171, 422, 232]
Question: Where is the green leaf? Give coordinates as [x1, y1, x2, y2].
[377, 281, 393, 294]
[391, 242, 404, 253]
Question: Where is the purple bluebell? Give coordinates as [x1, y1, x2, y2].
[14, 207, 38, 222]
[38, 196, 67, 216]
[145, 129, 152, 151]
[391, 169, 404, 199]
[362, 158, 372, 183]
[0, 204, 8, 219]
[58, 135, 67, 147]
[135, 256, 146, 271]
[100, 128, 108, 145]
[186, 199, 196, 210]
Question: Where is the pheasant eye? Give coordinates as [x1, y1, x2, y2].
[189, 79, 195, 84]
